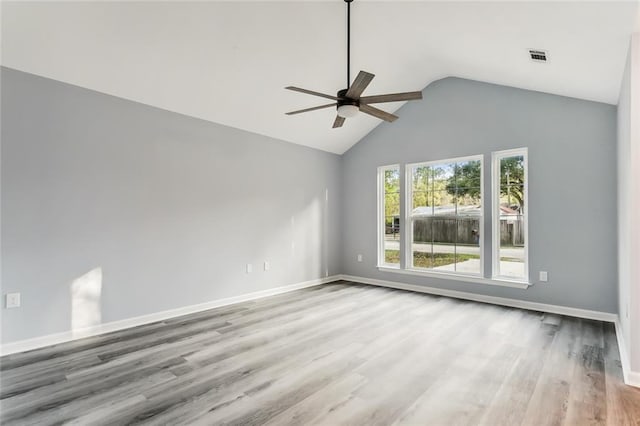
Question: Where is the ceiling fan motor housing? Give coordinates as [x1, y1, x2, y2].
[337, 89, 358, 107]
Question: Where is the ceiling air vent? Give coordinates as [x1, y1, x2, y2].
[529, 49, 548, 62]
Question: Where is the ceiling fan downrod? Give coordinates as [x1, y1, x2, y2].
[284, 0, 423, 128]
[346, 0, 353, 89]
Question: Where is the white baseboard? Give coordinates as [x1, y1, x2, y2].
[339, 274, 618, 322]
[615, 319, 640, 388]
[0, 275, 340, 356]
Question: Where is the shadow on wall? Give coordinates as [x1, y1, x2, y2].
[71, 267, 102, 335]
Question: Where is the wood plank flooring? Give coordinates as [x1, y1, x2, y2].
[1, 281, 639, 425]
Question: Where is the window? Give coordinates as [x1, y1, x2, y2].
[406, 156, 483, 276]
[492, 148, 528, 281]
[376, 151, 529, 288]
[378, 165, 400, 267]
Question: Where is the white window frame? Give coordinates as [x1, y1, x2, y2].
[404, 155, 484, 278]
[491, 148, 529, 282]
[377, 164, 401, 268]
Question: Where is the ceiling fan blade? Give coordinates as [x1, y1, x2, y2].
[359, 91, 423, 104]
[333, 115, 346, 128]
[285, 86, 339, 101]
[285, 103, 337, 115]
[359, 104, 398, 123]
[345, 71, 375, 99]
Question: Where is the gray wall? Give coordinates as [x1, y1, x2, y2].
[1, 68, 342, 344]
[342, 77, 618, 313]
[0, 68, 621, 346]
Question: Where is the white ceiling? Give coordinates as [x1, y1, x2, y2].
[2, 1, 638, 154]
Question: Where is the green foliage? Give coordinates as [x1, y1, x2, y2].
[499, 156, 525, 208]
[384, 169, 400, 223]
[440, 156, 525, 209]
[445, 161, 481, 199]
[384, 169, 400, 193]
[411, 165, 454, 208]
[384, 156, 524, 224]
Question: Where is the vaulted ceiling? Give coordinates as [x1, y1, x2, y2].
[2, 1, 638, 154]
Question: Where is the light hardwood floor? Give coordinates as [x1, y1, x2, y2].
[1, 281, 639, 425]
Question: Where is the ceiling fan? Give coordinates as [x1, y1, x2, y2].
[285, 0, 423, 128]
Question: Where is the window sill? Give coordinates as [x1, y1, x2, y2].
[376, 266, 531, 289]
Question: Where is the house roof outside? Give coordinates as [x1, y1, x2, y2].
[411, 204, 521, 218]
[413, 205, 481, 217]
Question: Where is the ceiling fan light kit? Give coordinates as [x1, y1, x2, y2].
[285, 0, 423, 128]
[337, 104, 359, 118]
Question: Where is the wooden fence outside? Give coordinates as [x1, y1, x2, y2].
[397, 215, 525, 246]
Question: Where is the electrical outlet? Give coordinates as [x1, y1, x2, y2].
[539, 271, 548, 282]
[264, 261, 270, 271]
[246, 263, 253, 273]
[6, 293, 20, 308]
[357, 254, 363, 262]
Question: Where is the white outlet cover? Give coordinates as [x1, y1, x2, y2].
[264, 261, 270, 271]
[6, 293, 21, 308]
[246, 264, 253, 273]
[539, 271, 548, 282]
[357, 254, 363, 262]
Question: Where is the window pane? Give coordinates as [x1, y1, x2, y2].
[497, 154, 526, 279]
[381, 165, 400, 266]
[413, 190, 455, 212]
[408, 157, 483, 276]
[413, 216, 434, 269]
[385, 169, 400, 193]
[385, 193, 400, 216]
[456, 192, 482, 216]
[384, 214, 400, 264]
[455, 218, 481, 274]
[412, 166, 430, 192]
[498, 213, 525, 278]
[499, 156, 524, 210]
[412, 190, 431, 211]
[385, 215, 400, 236]
[453, 160, 482, 190]
[430, 217, 457, 272]
[431, 190, 455, 212]
[432, 164, 454, 189]
[413, 216, 431, 242]
[413, 242, 434, 269]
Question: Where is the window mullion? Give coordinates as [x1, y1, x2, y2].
[400, 163, 407, 270]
